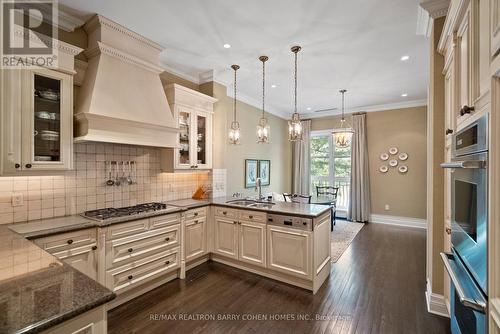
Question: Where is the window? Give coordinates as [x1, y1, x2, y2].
[310, 131, 351, 212]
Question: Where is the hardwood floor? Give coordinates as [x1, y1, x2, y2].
[108, 223, 450, 334]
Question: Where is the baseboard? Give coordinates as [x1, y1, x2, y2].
[425, 279, 450, 317]
[369, 214, 427, 229]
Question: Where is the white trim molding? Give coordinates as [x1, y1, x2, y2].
[420, 0, 450, 19]
[426, 279, 450, 317]
[369, 214, 427, 229]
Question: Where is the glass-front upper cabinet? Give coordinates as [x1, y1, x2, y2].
[196, 113, 208, 168]
[21, 68, 73, 170]
[178, 107, 192, 168]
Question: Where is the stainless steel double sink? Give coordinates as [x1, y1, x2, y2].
[226, 199, 276, 209]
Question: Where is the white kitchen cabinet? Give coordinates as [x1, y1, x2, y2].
[161, 84, 217, 170]
[213, 217, 239, 259]
[185, 217, 207, 261]
[267, 225, 312, 279]
[491, 0, 500, 58]
[238, 221, 266, 267]
[34, 228, 98, 281]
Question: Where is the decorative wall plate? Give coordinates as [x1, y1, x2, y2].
[380, 153, 389, 161]
[398, 152, 408, 161]
[399, 165, 408, 173]
[389, 159, 398, 167]
[389, 147, 399, 155]
[379, 165, 388, 173]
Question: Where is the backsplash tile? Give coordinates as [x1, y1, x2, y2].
[0, 143, 212, 224]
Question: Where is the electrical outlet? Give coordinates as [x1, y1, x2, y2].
[12, 193, 23, 207]
[385, 204, 390, 211]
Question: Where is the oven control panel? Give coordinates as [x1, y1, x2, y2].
[267, 214, 312, 231]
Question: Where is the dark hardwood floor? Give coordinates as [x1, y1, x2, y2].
[108, 223, 450, 334]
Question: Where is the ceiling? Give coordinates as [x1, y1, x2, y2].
[60, 0, 429, 119]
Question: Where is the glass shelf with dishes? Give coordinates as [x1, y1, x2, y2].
[178, 111, 191, 165]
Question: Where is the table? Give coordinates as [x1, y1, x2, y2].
[310, 195, 336, 231]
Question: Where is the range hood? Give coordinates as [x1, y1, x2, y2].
[74, 15, 178, 147]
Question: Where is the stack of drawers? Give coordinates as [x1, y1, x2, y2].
[104, 213, 181, 294]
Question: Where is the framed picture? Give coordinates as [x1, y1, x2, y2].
[259, 160, 271, 186]
[245, 159, 259, 188]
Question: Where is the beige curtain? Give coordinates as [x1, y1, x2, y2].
[292, 120, 311, 195]
[348, 113, 371, 222]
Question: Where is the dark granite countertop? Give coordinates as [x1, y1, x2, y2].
[210, 197, 331, 218]
[0, 225, 115, 334]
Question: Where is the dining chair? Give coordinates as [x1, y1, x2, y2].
[283, 193, 312, 204]
[316, 186, 340, 229]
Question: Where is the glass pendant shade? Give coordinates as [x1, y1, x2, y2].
[229, 121, 241, 144]
[256, 117, 270, 143]
[332, 89, 354, 148]
[288, 113, 303, 141]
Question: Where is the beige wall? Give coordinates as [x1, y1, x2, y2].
[209, 82, 292, 197]
[311, 106, 427, 219]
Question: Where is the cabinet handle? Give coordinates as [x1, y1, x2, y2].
[165, 260, 170, 265]
[15, 163, 20, 169]
[165, 237, 170, 242]
[194, 212, 199, 216]
[249, 215, 254, 219]
[194, 220, 199, 224]
[128, 248, 133, 253]
[25, 164, 32, 169]
[446, 227, 452, 235]
[128, 275, 133, 280]
[222, 211, 227, 215]
[446, 129, 453, 135]
[460, 105, 474, 116]
[92, 245, 97, 250]
[233, 221, 237, 224]
[67, 239, 73, 245]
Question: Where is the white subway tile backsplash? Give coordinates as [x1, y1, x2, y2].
[0, 143, 213, 224]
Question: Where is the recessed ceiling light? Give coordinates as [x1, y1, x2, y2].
[401, 55, 410, 61]
[401, 93, 408, 97]
[223, 44, 231, 49]
[307, 107, 311, 111]
[271, 84, 277, 88]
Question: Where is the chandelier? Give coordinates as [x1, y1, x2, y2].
[257, 56, 270, 143]
[228, 64, 241, 145]
[288, 46, 302, 141]
[332, 89, 354, 148]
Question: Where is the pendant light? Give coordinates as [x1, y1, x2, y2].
[257, 56, 270, 143]
[332, 89, 354, 148]
[288, 46, 303, 141]
[228, 64, 241, 145]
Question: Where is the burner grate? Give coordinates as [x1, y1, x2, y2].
[83, 202, 167, 220]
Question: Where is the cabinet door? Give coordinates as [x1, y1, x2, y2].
[185, 218, 207, 261]
[457, 12, 471, 115]
[54, 247, 98, 281]
[0, 70, 22, 174]
[492, 0, 500, 57]
[213, 217, 238, 259]
[176, 106, 195, 169]
[267, 225, 312, 279]
[194, 111, 212, 169]
[21, 68, 72, 170]
[238, 221, 266, 267]
[445, 62, 456, 139]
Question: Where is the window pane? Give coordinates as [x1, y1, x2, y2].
[335, 144, 351, 157]
[310, 136, 329, 156]
[311, 157, 329, 176]
[334, 157, 351, 177]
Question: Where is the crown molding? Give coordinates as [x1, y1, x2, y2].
[437, 0, 468, 54]
[416, 6, 433, 37]
[304, 99, 428, 119]
[21, 3, 85, 32]
[420, 0, 450, 19]
[160, 63, 202, 84]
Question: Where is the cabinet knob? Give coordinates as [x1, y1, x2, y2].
[445, 129, 453, 135]
[92, 245, 97, 250]
[67, 239, 73, 245]
[15, 163, 20, 169]
[303, 222, 307, 225]
[194, 220, 199, 224]
[233, 221, 237, 224]
[222, 211, 227, 215]
[194, 212, 199, 216]
[165, 237, 170, 242]
[165, 260, 170, 265]
[25, 164, 32, 169]
[460, 105, 474, 116]
[249, 215, 254, 219]
[128, 248, 133, 253]
[128, 275, 133, 280]
[445, 227, 452, 235]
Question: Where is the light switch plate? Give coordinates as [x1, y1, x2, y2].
[12, 193, 23, 207]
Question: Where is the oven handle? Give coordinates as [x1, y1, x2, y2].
[440, 252, 487, 313]
[440, 160, 486, 169]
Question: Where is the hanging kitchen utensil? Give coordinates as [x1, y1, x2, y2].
[106, 161, 115, 186]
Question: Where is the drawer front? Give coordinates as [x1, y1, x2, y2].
[185, 207, 207, 221]
[106, 219, 149, 240]
[214, 206, 238, 219]
[106, 248, 180, 294]
[106, 225, 180, 269]
[239, 210, 266, 223]
[34, 228, 97, 254]
[150, 213, 181, 230]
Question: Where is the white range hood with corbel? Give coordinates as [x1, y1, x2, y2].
[74, 15, 178, 147]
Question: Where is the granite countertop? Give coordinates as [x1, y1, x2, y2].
[0, 225, 115, 334]
[210, 197, 331, 218]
